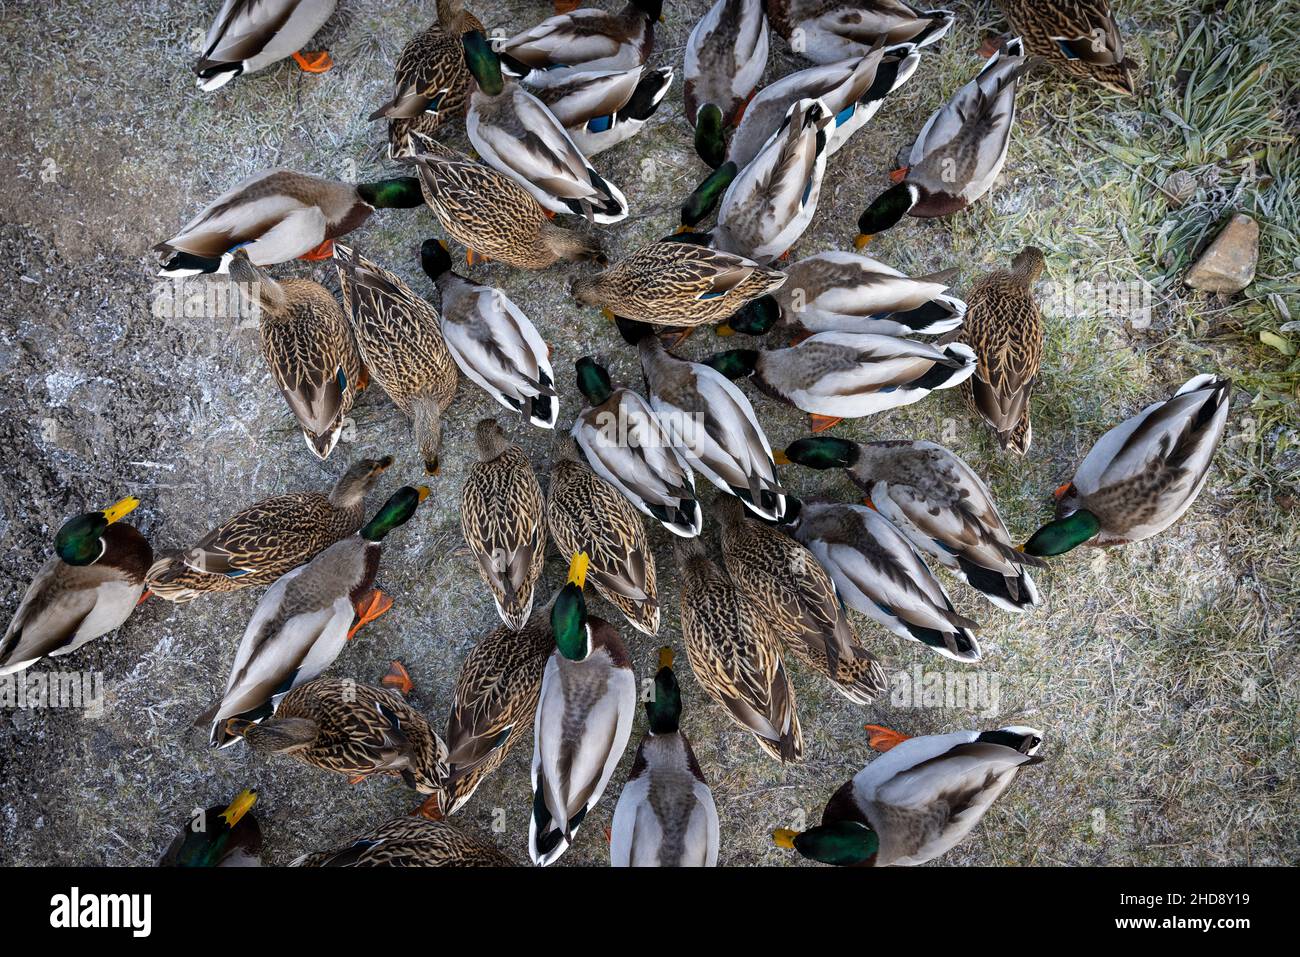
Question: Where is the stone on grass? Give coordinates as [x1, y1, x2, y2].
[1185, 213, 1259, 294]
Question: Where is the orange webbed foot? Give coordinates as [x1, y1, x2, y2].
[889, 166, 911, 184]
[864, 724, 911, 752]
[659, 327, 693, 350]
[348, 589, 393, 640]
[136, 589, 153, 606]
[412, 794, 444, 820]
[300, 239, 335, 261]
[382, 660, 414, 697]
[809, 414, 843, 433]
[292, 50, 334, 74]
[466, 248, 490, 267]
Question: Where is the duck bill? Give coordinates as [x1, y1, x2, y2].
[102, 496, 141, 524]
[772, 828, 799, 849]
[416, 486, 431, 502]
[220, 789, 258, 827]
[567, 551, 590, 589]
[854, 233, 874, 250]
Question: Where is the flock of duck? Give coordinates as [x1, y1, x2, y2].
[7, 0, 1233, 868]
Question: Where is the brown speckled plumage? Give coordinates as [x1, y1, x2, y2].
[439, 616, 552, 816]
[960, 247, 1044, 456]
[571, 238, 786, 327]
[405, 150, 604, 269]
[675, 539, 803, 762]
[293, 816, 515, 867]
[460, 419, 547, 630]
[242, 676, 448, 792]
[996, 0, 1136, 95]
[716, 499, 886, 705]
[546, 438, 660, 635]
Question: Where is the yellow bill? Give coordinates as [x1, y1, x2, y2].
[102, 496, 140, 524]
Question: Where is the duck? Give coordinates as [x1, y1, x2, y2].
[368, 0, 486, 157]
[533, 66, 674, 157]
[547, 435, 660, 635]
[1, 497, 151, 676]
[855, 38, 1028, 244]
[781, 437, 1045, 612]
[154, 169, 425, 275]
[571, 356, 703, 538]
[402, 141, 604, 269]
[530, 552, 637, 866]
[720, 250, 965, 339]
[227, 251, 362, 460]
[157, 790, 261, 867]
[460, 418, 548, 630]
[716, 497, 887, 705]
[701, 332, 977, 433]
[292, 817, 515, 866]
[959, 247, 1044, 455]
[419, 239, 557, 428]
[1023, 375, 1232, 556]
[570, 237, 786, 329]
[238, 674, 448, 793]
[723, 44, 921, 170]
[615, 317, 785, 522]
[684, 0, 770, 168]
[676, 537, 803, 762]
[493, 0, 663, 81]
[197, 485, 428, 748]
[193, 0, 337, 90]
[609, 647, 720, 866]
[787, 499, 980, 661]
[333, 244, 460, 474]
[435, 615, 553, 817]
[993, 0, 1135, 95]
[767, 0, 954, 65]
[773, 724, 1043, 865]
[145, 457, 391, 602]
[463, 31, 628, 224]
[681, 98, 834, 266]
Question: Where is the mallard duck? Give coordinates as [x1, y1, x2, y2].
[721, 250, 965, 338]
[571, 356, 702, 538]
[531, 553, 637, 865]
[855, 38, 1028, 243]
[676, 537, 803, 762]
[227, 252, 362, 460]
[716, 497, 886, 704]
[773, 725, 1043, 865]
[368, 0, 486, 157]
[436, 615, 553, 817]
[1, 497, 150, 676]
[788, 499, 979, 661]
[570, 237, 786, 328]
[682, 98, 834, 266]
[702, 333, 977, 433]
[463, 31, 628, 223]
[493, 0, 663, 81]
[768, 0, 954, 65]
[959, 247, 1044, 455]
[145, 457, 391, 601]
[547, 436, 660, 635]
[403, 143, 604, 269]
[419, 239, 557, 428]
[158, 790, 261, 867]
[616, 317, 785, 521]
[609, 647, 720, 867]
[1023, 375, 1232, 556]
[193, 0, 337, 90]
[534, 66, 674, 156]
[461, 418, 547, 629]
[724, 44, 921, 170]
[995, 0, 1135, 95]
[292, 817, 515, 866]
[781, 437, 1044, 612]
[333, 244, 459, 474]
[239, 675, 448, 793]
[198, 485, 428, 748]
[155, 169, 425, 275]
[684, 0, 769, 167]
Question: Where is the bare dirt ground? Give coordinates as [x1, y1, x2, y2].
[0, 0, 1296, 866]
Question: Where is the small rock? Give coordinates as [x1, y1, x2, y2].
[1186, 213, 1259, 294]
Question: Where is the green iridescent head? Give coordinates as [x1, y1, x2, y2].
[575, 356, 614, 405]
[646, 647, 681, 734]
[551, 552, 592, 661]
[782, 436, 861, 471]
[360, 486, 428, 542]
[1022, 509, 1102, 557]
[55, 496, 140, 566]
[773, 820, 880, 867]
[462, 30, 504, 96]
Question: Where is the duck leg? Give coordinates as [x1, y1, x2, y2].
[809, 414, 843, 433]
[864, 724, 911, 752]
[347, 589, 393, 640]
[299, 239, 335, 261]
[412, 794, 444, 820]
[381, 660, 414, 697]
[292, 50, 334, 73]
